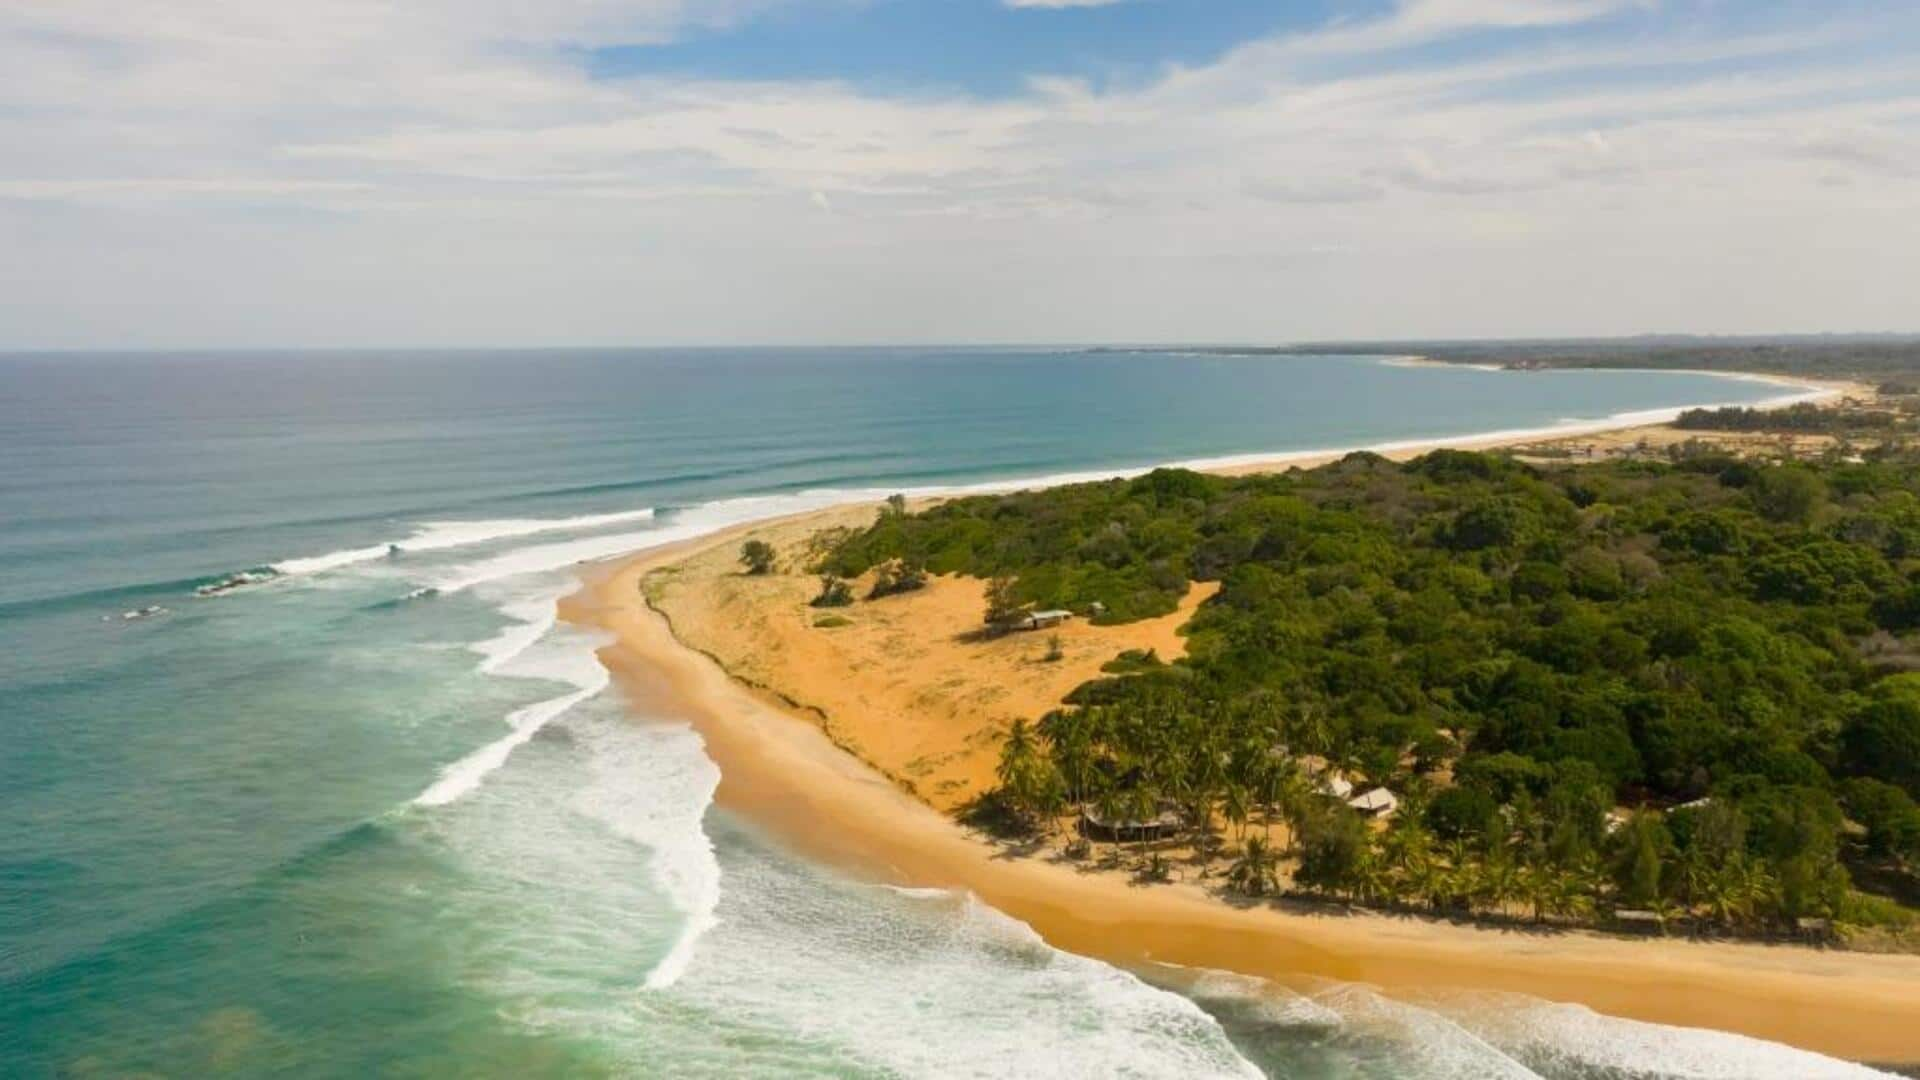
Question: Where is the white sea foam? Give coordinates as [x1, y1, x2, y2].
[404, 508, 657, 552]
[1303, 984, 1546, 1079]
[270, 544, 394, 576]
[268, 507, 656, 579]
[1420, 990, 1899, 1079]
[1173, 966, 1346, 1029]
[413, 631, 610, 807]
[653, 874, 1266, 1079]
[468, 587, 567, 673]
[569, 718, 722, 990]
[432, 493, 857, 594]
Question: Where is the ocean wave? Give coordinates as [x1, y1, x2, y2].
[657, 860, 1266, 1079]
[404, 508, 658, 552]
[1306, 984, 1545, 1079]
[413, 634, 610, 808]
[1154, 963, 1899, 1080]
[265, 508, 658, 580]
[431, 493, 857, 594]
[1420, 990, 1899, 1080]
[569, 717, 722, 990]
[468, 588, 567, 674]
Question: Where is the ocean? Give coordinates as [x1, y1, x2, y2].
[0, 347, 1883, 1078]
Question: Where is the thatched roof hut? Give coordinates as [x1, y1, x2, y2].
[1079, 805, 1183, 842]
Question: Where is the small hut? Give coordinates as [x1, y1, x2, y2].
[1613, 909, 1666, 936]
[1319, 774, 1354, 800]
[1795, 917, 1835, 943]
[1079, 805, 1183, 843]
[1348, 787, 1398, 818]
[1014, 609, 1073, 631]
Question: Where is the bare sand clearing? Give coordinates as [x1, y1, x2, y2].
[561, 386, 1920, 1065]
[639, 502, 1216, 812]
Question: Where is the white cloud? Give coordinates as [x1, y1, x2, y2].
[1, 0, 1916, 346]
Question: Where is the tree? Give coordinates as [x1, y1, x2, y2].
[984, 574, 1024, 626]
[1295, 803, 1370, 899]
[1842, 677, 1920, 799]
[1610, 812, 1673, 908]
[1227, 836, 1280, 897]
[1840, 777, 1920, 859]
[1750, 466, 1825, 523]
[1425, 786, 1500, 845]
[995, 719, 1061, 830]
[739, 539, 777, 575]
[1445, 498, 1530, 551]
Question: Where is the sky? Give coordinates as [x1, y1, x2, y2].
[2, 0, 1918, 348]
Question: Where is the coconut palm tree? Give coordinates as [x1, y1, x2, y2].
[1220, 781, 1251, 841]
[995, 719, 1059, 831]
[1521, 864, 1557, 924]
[1479, 850, 1522, 918]
[1227, 836, 1280, 897]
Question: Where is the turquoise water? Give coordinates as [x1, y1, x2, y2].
[0, 348, 1884, 1077]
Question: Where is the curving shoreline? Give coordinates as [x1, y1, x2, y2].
[560, 382, 1920, 1067]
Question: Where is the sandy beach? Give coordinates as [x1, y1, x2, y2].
[562, 384, 1920, 1066]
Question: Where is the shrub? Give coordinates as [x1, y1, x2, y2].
[739, 539, 777, 575]
[868, 558, 928, 599]
[810, 574, 854, 608]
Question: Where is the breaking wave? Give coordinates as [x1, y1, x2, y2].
[266, 507, 657, 579]
[413, 632, 610, 808]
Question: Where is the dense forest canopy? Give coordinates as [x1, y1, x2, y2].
[823, 448, 1920, 934]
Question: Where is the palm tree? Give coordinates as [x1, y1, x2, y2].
[1732, 859, 1780, 931]
[1227, 836, 1280, 897]
[995, 719, 1059, 831]
[1521, 864, 1557, 924]
[1350, 848, 1389, 906]
[1479, 850, 1522, 918]
[1286, 704, 1332, 760]
[1220, 781, 1251, 841]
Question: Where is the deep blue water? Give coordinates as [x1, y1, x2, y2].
[2, 348, 1874, 1078]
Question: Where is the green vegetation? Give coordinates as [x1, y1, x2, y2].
[810, 574, 854, 608]
[812, 614, 853, 629]
[823, 449, 1920, 941]
[1171, 335, 1920, 384]
[1674, 403, 1905, 435]
[739, 539, 777, 575]
[866, 557, 929, 599]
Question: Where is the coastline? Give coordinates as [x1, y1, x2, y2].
[561, 374, 1920, 1065]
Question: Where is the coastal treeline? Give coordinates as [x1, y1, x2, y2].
[1201, 336, 1920, 383]
[1673, 403, 1906, 435]
[822, 450, 1920, 940]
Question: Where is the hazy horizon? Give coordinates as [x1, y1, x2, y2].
[7, 333, 1920, 357]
